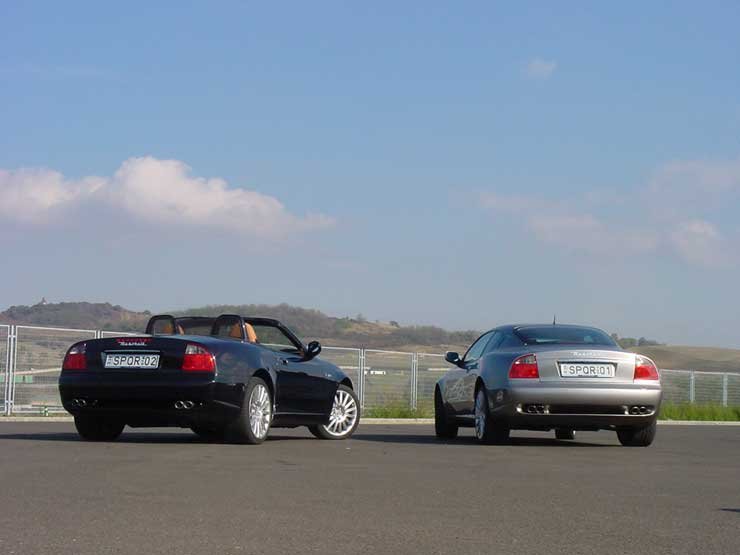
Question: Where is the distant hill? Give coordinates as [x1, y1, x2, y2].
[628, 345, 740, 373]
[0, 301, 151, 332]
[0, 301, 478, 352]
[3, 301, 739, 370]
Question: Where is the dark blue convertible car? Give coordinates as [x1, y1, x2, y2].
[59, 314, 360, 444]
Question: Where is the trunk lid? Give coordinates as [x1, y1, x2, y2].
[84, 336, 193, 373]
[531, 346, 636, 384]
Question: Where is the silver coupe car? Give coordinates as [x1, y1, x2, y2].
[435, 324, 662, 446]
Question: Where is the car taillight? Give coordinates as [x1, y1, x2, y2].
[509, 354, 539, 379]
[62, 343, 87, 371]
[634, 355, 659, 380]
[182, 344, 215, 372]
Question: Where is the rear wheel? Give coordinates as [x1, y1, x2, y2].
[309, 385, 360, 440]
[474, 388, 509, 445]
[555, 428, 576, 440]
[434, 388, 458, 440]
[228, 377, 272, 444]
[617, 422, 657, 447]
[74, 415, 124, 441]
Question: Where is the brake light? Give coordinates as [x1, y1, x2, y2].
[182, 344, 215, 372]
[509, 354, 539, 379]
[62, 343, 87, 371]
[634, 355, 659, 380]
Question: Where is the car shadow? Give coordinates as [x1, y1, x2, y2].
[0, 430, 319, 445]
[720, 508, 740, 514]
[354, 432, 615, 447]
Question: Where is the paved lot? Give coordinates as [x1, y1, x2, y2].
[0, 423, 738, 555]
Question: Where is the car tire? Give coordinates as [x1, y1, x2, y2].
[617, 421, 657, 447]
[74, 415, 124, 441]
[227, 377, 273, 445]
[434, 387, 458, 440]
[190, 424, 225, 442]
[308, 385, 360, 440]
[474, 387, 509, 445]
[555, 428, 576, 440]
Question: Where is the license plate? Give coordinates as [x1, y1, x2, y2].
[559, 362, 615, 378]
[104, 354, 160, 369]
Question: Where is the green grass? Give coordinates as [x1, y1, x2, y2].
[658, 403, 740, 421]
[363, 405, 433, 418]
[363, 403, 740, 421]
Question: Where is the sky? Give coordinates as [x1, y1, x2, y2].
[1, 1, 739, 347]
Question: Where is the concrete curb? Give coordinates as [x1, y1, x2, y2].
[2, 416, 740, 426]
[657, 420, 740, 426]
[0, 416, 73, 422]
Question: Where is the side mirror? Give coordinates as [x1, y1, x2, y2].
[304, 340, 322, 361]
[445, 351, 461, 366]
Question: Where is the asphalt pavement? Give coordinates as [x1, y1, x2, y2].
[0, 422, 738, 555]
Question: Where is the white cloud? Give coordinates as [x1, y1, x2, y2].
[0, 157, 334, 238]
[669, 220, 730, 267]
[481, 192, 658, 255]
[479, 156, 740, 267]
[0, 168, 104, 223]
[524, 58, 557, 80]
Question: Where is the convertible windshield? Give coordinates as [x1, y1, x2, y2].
[515, 326, 617, 346]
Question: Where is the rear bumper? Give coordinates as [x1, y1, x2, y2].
[487, 384, 662, 430]
[59, 373, 241, 427]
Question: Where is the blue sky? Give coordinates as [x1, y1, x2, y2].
[1, 1, 739, 347]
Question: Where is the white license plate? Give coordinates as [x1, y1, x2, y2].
[104, 354, 160, 369]
[559, 362, 615, 378]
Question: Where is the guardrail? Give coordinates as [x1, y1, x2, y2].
[1, 324, 738, 415]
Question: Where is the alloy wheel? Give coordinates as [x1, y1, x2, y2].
[322, 389, 358, 437]
[248, 383, 272, 439]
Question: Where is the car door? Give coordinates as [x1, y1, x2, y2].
[249, 322, 333, 417]
[450, 331, 497, 414]
[275, 351, 336, 416]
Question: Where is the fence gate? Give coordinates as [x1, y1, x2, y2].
[362, 350, 414, 410]
[12, 326, 97, 414]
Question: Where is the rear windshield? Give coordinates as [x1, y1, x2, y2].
[515, 326, 617, 346]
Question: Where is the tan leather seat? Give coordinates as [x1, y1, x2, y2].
[244, 323, 258, 343]
[229, 323, 243, 339]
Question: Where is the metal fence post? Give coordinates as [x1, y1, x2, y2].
[5, 325, 17, 416]
[411, 353, 418, 410]
[359, 349, 366, 408]
[722, 374, 728, 407]
[689, 371, 695, 403]
[3, 326, 10, 416]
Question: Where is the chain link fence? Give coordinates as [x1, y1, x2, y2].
[12, 326, 96, 414]
[0, 324, 738, 415]
[362, 350, 414, 410]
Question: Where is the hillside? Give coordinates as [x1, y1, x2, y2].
[0, 301, 478, 352]
[3, 301, 739, 370]
[0, 301, 151, 332]
[628, 345, 740, 373]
